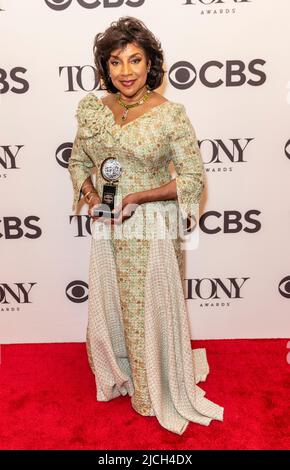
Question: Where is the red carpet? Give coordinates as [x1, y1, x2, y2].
[0, 339, 289, 450]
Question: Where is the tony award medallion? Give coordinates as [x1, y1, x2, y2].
[93, 157, 122, 218]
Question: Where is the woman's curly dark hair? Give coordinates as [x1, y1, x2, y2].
[93, 16, 166, 93]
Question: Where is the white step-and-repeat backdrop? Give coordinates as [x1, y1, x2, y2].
[1, 0, 289, 343]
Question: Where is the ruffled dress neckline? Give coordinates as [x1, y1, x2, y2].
[76, 92, 175, 144]
[97, 94, 173, 130]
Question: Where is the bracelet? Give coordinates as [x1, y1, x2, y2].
[82, 185, 93, 195]
[83, 189, 94, 199]
[84, 191, 98, 203]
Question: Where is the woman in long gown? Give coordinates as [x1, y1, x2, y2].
[68, 16, 224, 435]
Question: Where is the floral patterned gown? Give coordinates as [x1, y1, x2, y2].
[68, 92, 224, 435]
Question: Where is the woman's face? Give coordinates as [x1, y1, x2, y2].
[107, 42, 151, 98]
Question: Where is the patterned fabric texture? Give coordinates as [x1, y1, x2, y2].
[68, 92, 224, 434]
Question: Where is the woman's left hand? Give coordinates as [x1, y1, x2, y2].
[104, 192, 143, 225]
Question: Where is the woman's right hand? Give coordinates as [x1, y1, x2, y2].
[87, 193, 103, 221]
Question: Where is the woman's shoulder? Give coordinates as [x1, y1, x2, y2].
[150, 92, 185, 111]
[74, 92, 106, 130]
[161, 99, 195, 138]
[167, 101, 186, 116]
[74, 92, 110, 139]
[75, 92, 101, 115]
[159, 98, 187, 124]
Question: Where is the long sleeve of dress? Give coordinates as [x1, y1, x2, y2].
[68, 101, 95, 211]
[168, 104, 205, 225]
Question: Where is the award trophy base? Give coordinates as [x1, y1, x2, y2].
[92, 183, 116, 219]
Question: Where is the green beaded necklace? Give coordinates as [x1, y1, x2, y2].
[116, 88, 152, 122]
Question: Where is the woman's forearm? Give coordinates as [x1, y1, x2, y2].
[81, 177, 177, 205]
[81, 177, 99, 197]
[137, 179, 177, 204]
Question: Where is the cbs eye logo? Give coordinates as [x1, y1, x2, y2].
[44, 0, 145, 10]
[278, 276, 290, 299]
[66, 280, 88, 303]
[169, 61, 197, 89]
[168, 59, 266, 89]
[56, 142, 72, 169]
